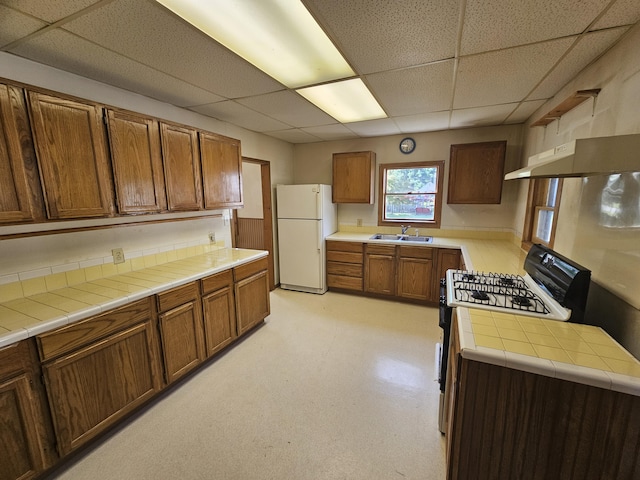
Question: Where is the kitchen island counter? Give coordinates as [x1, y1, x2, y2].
[327, 231, 640, 396]
[0, 247, 267, 348]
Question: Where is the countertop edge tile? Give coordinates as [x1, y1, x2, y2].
[505, 351, 556, 378]
[462, 346, 506, 367]
[552, 360, 613, 391]
[0, 328, 29, 348]
[605, 371, 640, 396]
[26, 316, 69, 336]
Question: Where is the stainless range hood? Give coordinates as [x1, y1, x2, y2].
[505, 133, 640, 180]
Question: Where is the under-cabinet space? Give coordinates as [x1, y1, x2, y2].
[0, 83, 45, 224]
[201, 270, 236, 357]
[37, 299, 162, 456]
[27, 90, 115, 219]
[447, 141, 506, 205]
[106, 109, 166, 214]
[156, 282, 205, 384]
[326, 241, 364, 291]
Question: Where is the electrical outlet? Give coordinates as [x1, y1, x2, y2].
[208, 232, 216, 243]
[356, 218, 363, 227]
[112, 248, 125, 265]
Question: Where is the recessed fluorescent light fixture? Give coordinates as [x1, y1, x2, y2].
[155, 0, 355, 88]
[297, 79, 387, 123]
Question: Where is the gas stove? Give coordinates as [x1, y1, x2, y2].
[446, 270, 570, 320]
[445, 244, 592, 323]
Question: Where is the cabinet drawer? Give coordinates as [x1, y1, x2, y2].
[37, 298, 152, 362]
[234, 257, 268, 282]
[201, 269, 233, 295]
[326, 241, 363, 253]
[157, 282, 198, 313]
[327, 274, 363, 291]
[327, 250, 363, 264]
[327, 261, 363, 278]
[366, 244, 396, 255]
[399, 245, 433, 259]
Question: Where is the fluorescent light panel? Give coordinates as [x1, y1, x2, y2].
[297, 79, 387, 123]
[156, 0, 355, 88]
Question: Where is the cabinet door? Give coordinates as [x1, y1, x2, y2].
[199, 131, 243, 208]
[364, 254, 396, 295]
[27, 91, 115, 219]
[398, 257, 434, 302]
[235, 270, 270, 336]
[42, 321, 162, 456]
[0, 374, 46, 480]
[106, 109, 166, 214]
[202, 286, 236, 356]
[158, 301, 205, 383]
[447, 141, 506, 204]
[435, 248, 461, 300]
[0, 83, 45, 224]
[332, 151, 375, 204]
[160, 122, 203, 211]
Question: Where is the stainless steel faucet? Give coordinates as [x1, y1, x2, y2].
[401, 224, 411, 235]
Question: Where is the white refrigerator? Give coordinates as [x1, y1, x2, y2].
[277, 184, 337, 294]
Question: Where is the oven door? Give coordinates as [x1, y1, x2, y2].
[438, 278, 452, 434]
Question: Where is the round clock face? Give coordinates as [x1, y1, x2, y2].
[400, 137, 416, 154]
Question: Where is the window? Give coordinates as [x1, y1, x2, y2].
[378, 161, 445, 228]
[523, 177, 563, 248]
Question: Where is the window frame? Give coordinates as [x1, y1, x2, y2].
[522, 177, 563, 249]
[377, 160, 445, 228]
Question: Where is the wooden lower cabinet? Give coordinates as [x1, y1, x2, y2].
[446, 312, 640, 480]
[234, 257, 270, 336]
[37, 299, 162, 457]
[326, 240, 364, 291]
[0, 340, 56, 480]
[201, 270, 237, 356]
[364, 244, 396, 296]
[157, 282, 205, 384]
[398, 246, 434, 302]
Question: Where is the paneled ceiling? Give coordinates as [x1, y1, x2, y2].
[1, 0, 639, 143]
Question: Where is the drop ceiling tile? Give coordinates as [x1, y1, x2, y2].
[530, 27, 629, 99]
[236, 91, 335, 128]
[345, 117, 401, 137]
[62, 0, 283, 98]
[592, 0, 640, 29]
[394, 111, 451, 133]
[263, 129, 323, 144]
[304, 0, 459, 74]
[301, 124, 360, 141]
[365, 61, 454, 116]
[505, 100, 547, 124]
[9, 29, 224, 107]
[0, 0, 102, 22]
[0, 5, 46, 48]
[189, 101, 290, 132]
[461, 0, 610, 55]
[454, 38, 575, 109]
[450, 104, 518, 128]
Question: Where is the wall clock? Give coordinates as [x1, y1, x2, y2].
[399, 137, 416, 154]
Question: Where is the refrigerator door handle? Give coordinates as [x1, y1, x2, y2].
[317, 220, 322, 251]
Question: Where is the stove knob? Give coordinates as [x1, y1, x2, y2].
[439, 296, 447, 307]
[440, 278, 446, 287]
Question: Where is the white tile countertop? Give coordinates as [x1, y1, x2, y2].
[0, 247, 267, 349]
[326, 230, 640, 396]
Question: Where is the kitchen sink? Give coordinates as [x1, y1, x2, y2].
[369, 233, 433, 243]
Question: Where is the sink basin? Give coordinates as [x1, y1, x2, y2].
[369, 233, 433, 243]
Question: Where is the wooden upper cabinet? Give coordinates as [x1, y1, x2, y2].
[332, 151, 375, 204]
[199, 131, 243, 209]
[27, 91, 115, 219]
[447, 141, 506, 204]
[0, 83, 45, 224]
[160, 122, 203, 211]
[106, 109, 166, 214]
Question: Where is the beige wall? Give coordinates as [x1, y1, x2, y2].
[293, 125, 523, 233]
[0, 53, 294, 278]
[516, 23, 640, 356]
